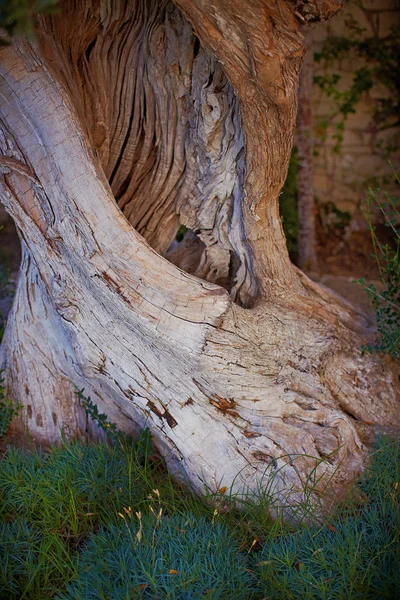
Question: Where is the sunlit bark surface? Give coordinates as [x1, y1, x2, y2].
[0, 0, 398, 514]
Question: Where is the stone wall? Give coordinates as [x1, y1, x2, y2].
[311, 0, 399, 227]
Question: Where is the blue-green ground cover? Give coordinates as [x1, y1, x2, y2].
[0, 433, 398, 600]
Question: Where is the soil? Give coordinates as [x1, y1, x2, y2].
[316, 228, 382, 280]
[308, 224, 388, 313]
[0, 215, 21, 273]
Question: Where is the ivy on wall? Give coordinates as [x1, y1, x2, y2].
[0, 0, 59, 40]
[313, 1, 399, 155]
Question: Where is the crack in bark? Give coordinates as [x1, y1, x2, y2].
[147, 399, 178, 428]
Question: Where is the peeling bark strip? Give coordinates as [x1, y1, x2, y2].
[0, 0, 399, 515]
[147, 400, 178, 429]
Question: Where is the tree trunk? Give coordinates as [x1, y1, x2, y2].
[0, 0, 399, 513]
[297, 29, 319, 274]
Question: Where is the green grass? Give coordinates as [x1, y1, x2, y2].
[0, 436, 399, 599]
[253, 439, 400, 599]
[356, 172, 400, 360]
[57, 514, 255, 600]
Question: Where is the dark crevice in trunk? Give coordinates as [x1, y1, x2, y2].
[109, 109, 135, 190]
[84, 38, 96, 61]
[193, 36, 200, 57]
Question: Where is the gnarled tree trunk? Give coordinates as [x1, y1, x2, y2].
[0, 0, 399, 512]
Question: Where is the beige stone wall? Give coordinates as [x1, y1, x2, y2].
[311, 0, 399, 225]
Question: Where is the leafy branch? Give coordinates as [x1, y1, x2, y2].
[0, 371, 21, 437]
[356, 164, 400, 359]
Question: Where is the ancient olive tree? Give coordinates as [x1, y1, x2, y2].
[0, 0, 399, 509]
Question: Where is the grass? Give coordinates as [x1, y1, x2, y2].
[0, 434, 398, 599]
[57, 514, 255, 600]
[356, 173, 400, 359]
[253, 439, 400, 599]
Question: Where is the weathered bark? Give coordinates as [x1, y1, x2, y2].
[297, 29, 318, 273]
[0, 0, 399, 514]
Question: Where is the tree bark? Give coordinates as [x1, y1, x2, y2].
[0, 0, 399, 514]
[297, 29, 319, 273]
